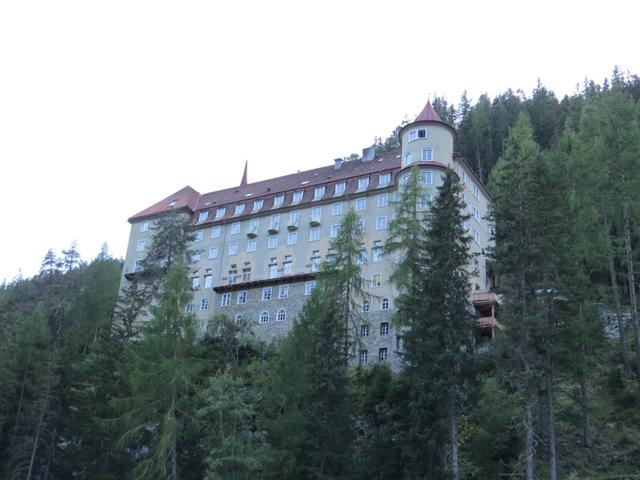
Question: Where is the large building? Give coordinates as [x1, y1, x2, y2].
[120, 100, 500, 368]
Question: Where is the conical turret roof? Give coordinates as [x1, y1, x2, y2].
[414, 99, 442, 122]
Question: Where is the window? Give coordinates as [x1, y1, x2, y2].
[357, 219, 365, 233]
[283, 261, 293, 275]
[204, 274, 212, 289]
[334, 182, 346, 196]
[472, 183, 480, 199]
[289, 210, 300, 226]
[237, 291, 247, 304]
[380, 322, 389, 335]
[311, 255, 321, 272]
[134, 259, 143, 272]
[356, 251, 366, 265]
[404, 152, 413, 166]
[211, 226, 221, 238]
[417, 194, 432, 209]
[292, 190, 304, 204]
[270, 214, 280, 230]
[192, 277, 200, 290]
[273, 194, 285, 208]
[305, 281, 316, 295]
[249, 218, 259, 234]
[473, 228, 481, 245]
[421, 171, 433, 185]
[185, 303, 194, 314]
[228, 243, 239, 256]
[262, 287, 272, 301]
[230, 222, 241, 235]
[372, 246, 383, 263]
[268, 264, 278, 279]
[247, 239, 257, 252]
[421, 148, 433, 161]
[253, 199, 264, 212]
[200, 298, 209, 311]
[191, 251, 201, 262]
[136, 239, 145, 252]
[332, 202, 343, 216]
[464, 221, 470, 231]
[287, 232, 298, 245]
[194, 230, 203, 242]
[235, 313, 243, 323]
[268, 235, 278, 249]
[228, 268, 238, 284]
[314, 186, 325, 200]
[259, 311, 269, 324]
[408, 129, 426, 141]
[357, 177, 369, 191]
[377, 193, 388, 208]
[396, 336, 404, 350]
[378, 348, 388, 362]
[361, 324, 369, 337]
[381, 298, 391, 312]
[215, 208, 226, 219]
[309, 228, 320, 242]
[198, 211, 209, 223]
[376, 216, 387, 230]
[371, 273, 382, 288]
[221, 293, 231, 307]
[276, 308, 287, 321]
[355, 197, 366, 211]
[235, 203, 245, 215]
[362, 300, 370, 312]
[330, 224, 341, 238]
[140, 221, 149, 233]
[360, 350, 368, 364]
[379, 172, 391, 187]
[279, 284, 289, 299]
[242, 267, 251, 282]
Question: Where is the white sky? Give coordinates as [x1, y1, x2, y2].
[1, 0, 638, 282]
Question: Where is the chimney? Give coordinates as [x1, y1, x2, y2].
[362, 146, 376, 162]
[333, 158, 343, 170]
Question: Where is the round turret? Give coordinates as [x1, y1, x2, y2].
[398, 100, 456, 169]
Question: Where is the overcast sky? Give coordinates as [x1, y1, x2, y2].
[1, 0, 638, 282]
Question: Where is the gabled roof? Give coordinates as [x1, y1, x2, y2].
[128, 185, 201, 222]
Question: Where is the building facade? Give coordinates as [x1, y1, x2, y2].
[120, 100, 500, 369]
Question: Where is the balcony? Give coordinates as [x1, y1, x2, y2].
[287, 219, 299, 231]
[247, 226, 258, 238]
[309, 216, 321, 227]
[268, 222, 280, 235]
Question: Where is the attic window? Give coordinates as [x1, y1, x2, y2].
[253, 199, 264, 212]
[168, 200, 177, 207]
[197, 211, 209, 223]
[300, 180, 310, 185]
[244, 192, 253, 197]
[215, 207, 226, 219]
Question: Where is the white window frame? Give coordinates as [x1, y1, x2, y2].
[262, 287, 272, 301]
[220, 293, 231, 307]
[136, 239, 145, 252]
[194, 230, 203, 242]
[198, 211, 209, 223]
[363, 300, 370, 312]
[404, 152, 413, 166]
[376, 216, 387, 230]
[309, 228, 320, 242]
[313, 186, 325, 200]
[304, 281, 316, 296]
[287, 231, 298, 246]
[361, 324, 369, 336]
[140, 221, 149, 233]
[228, 243, 239, 256]
[211, 226, 221, 238]
[208, 246, 218, 259]
[379, 348, 388, 362]
[330, 224, 341, 238]
[276, 308, 287, 322]
[235, 203, 245, 215]
[283, 261, 293, 276]
[268, 264, 278, 279]
[230, 222, 241, 235]
[381, 298, 390, 311]
[334, 182, 346, 196]
[379, 173, 390, 187]
[247, 239, 257, 252]
[273, 194, 285, 208]
[377, 193, 388, 208]
[253, 199, 264, 212]
[204, 275, 212, 289]
[237, 290, 247, 304]
[380, 322, 389, 335]
[279, 284, 289, 299]
[292, 190, 304, 204]
[422, 171, 433, 185]
[192, 277, 200, 290]
[215, 208, 226, 220]
[371, 273, 382, 288]
[200, 298, 209, 311]
[421, 148, 433, 161]
[259, 311, 269, 324]
[355, 197, 366, 211]
[360, 350, 368, 364]
[268, 235, 278, 249]
[357, 177, 369, 191]
[332, 202, 343, 216]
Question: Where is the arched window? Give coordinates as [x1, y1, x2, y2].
[277, 308, 287, 321]
[235, 313, 243, 323]
[259, 311, 269, 324]
[381, 297, 390, 310]
[362, 300, 370, 312]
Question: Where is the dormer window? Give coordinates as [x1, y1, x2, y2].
[334, 182, 346, 196]
[273, 195, 285, 208]
[197, 211, 209, 223]
[403, 152, 413, 167]
[408, 128, 427, 141]
[313, 186, 325, 200]
[235, 203, 245, 215]
[421, 149, 433, 161]
[357, 177, 369, 191]
[215, 208, 226, 220]
[292, 190, 304, 204]
[379, 173, 390, 187]
[253, 199, 264, 212]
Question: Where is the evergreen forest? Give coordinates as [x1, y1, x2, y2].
[2, 69, 640, 479]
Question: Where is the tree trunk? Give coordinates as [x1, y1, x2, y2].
[604, 216, 630, 370]
[26, 377, 51, 480]
[449, 393, 460, 480]
[621, 199, 640, 375]
[579, 369, 593, 460]
[171, 397, 178, 480]
[546, 362, 557, 480]
[524, 389, 534, 480]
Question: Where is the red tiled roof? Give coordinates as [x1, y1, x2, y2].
[415, 100, 442, 122]
[129, 149, 404, 223]
[128, 185, 201, 222]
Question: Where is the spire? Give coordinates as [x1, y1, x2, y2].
[415, 99, 442, 122]
[240, 161, 248, 187]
